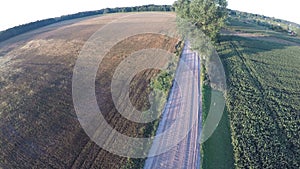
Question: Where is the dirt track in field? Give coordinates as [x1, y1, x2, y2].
[224, 30, 300, 46]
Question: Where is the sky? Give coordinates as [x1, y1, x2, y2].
[0, 0, 299, 31]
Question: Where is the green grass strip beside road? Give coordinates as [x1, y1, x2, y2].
[200, 64, 235, 169]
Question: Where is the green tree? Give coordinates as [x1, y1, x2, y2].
[174, 0, 228, 41]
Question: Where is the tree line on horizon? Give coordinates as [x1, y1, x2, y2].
[229, 9, 300, 36]
[0, 4, 172, 42]
[2, 2, 298, 43]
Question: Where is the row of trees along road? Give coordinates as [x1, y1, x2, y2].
[173, 0, 228, 41]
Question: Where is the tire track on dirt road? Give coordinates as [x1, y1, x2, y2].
[144, 42, 202, 169]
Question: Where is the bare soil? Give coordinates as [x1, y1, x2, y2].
[0, 12, 179, 168]
[221, 29, 300, 46]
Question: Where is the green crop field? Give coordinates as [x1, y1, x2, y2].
[216, 22, 300, 168]
[202, 13, 300, 168]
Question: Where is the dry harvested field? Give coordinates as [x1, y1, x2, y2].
[0, 12, 180, 168]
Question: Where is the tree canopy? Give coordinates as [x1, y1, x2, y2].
[174, 0, 228, 41]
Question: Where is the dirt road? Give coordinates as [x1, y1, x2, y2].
[144, 42, 202, 169]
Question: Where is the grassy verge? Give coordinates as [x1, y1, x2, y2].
[200, 64, 234, 169]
